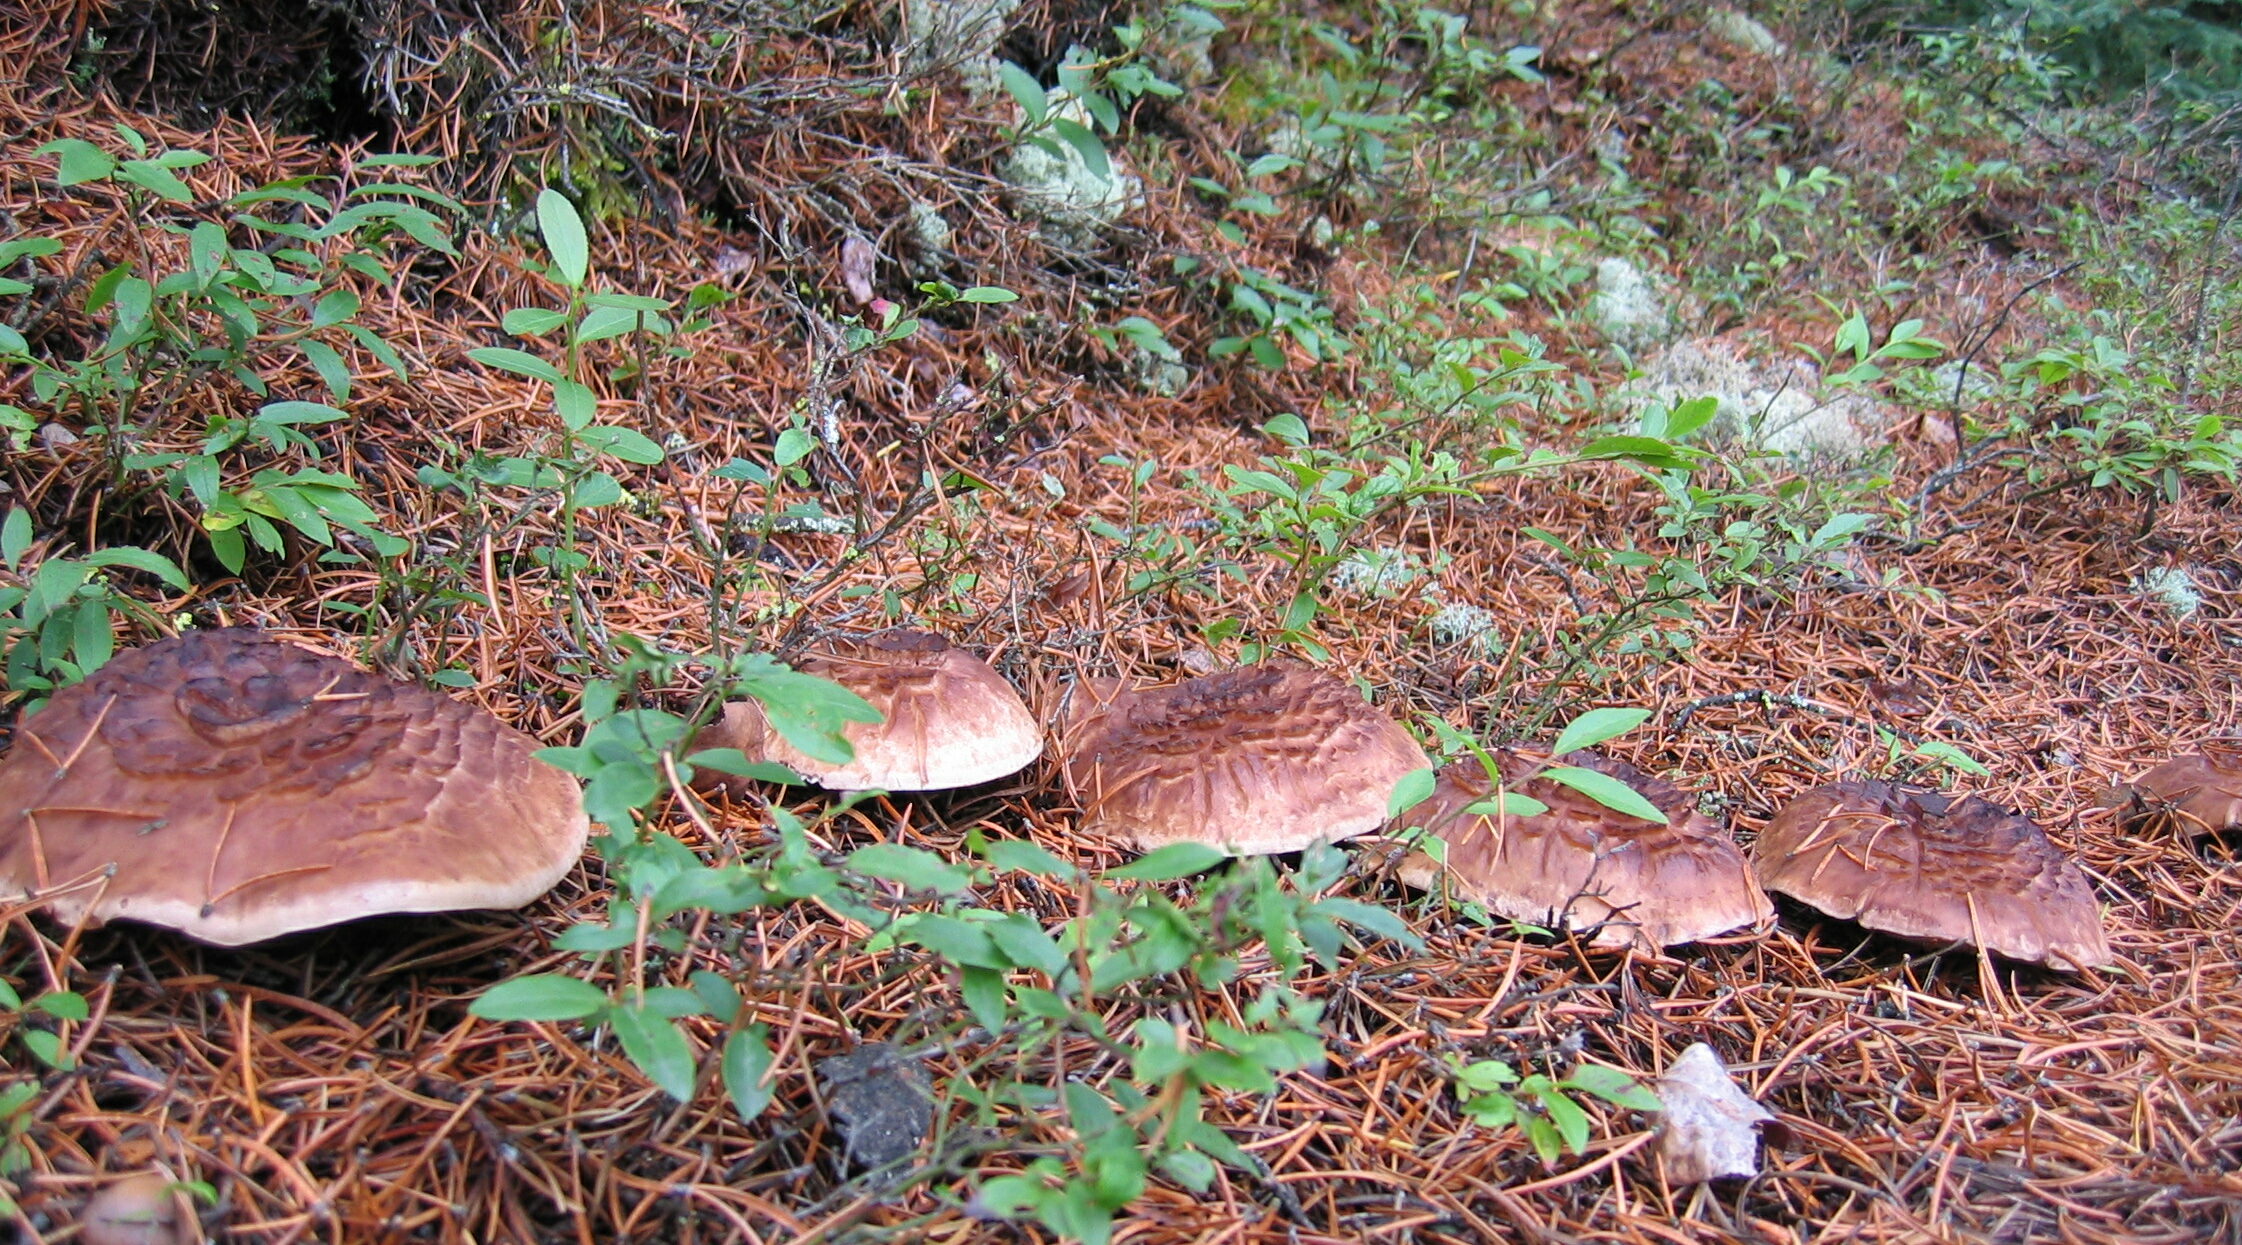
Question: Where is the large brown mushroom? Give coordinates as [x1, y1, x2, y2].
[1753, 780, 2112, 971]
[699, 629, 1041, 792]
[0, 628, 588, 946]
[2115, 737, 2242, 837]
[1060, 665, 1430, 856]
[1399, 748, 1771, 950]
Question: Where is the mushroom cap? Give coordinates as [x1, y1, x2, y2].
[702, 630, 1041, 792]
[81, 1172, 197, 1245]
[2117, 737, 2242, 837]
[1753, 780, 2112, 971]
[0, 628, 589, 946]
[1402, 748, 1771, 950]
[1060, 665, 1430, 855]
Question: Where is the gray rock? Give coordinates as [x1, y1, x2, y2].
[819, 1043, 936, 1174]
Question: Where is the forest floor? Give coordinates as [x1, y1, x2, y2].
[1, 1, 2239, 1243]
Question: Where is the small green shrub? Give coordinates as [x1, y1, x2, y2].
[2, 129, 455, 572]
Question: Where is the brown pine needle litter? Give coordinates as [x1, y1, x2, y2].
[3, 1, 2241, 1241]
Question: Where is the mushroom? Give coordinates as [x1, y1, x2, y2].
[1752, 780, 2112, 971]
[699, 629, 1041, 792]
[1060, 665, 1430, 855]
[81, 1172, 197, 1245]
[1399, 748, 1771, 950]
[2115, 737, 2242, 837]
[0, 628, 589, 946]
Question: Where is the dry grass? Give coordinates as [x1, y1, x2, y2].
[3, 2, 2240, 1242]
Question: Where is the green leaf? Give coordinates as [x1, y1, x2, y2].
[0, 980, 18, 1010]
[1521, 1113, 1562, 1162]
[536, 189, 589, 289]
[690, 971, 742, 1024]
[1263, 412, 1310, 446]
[1463, 791, 1550, 819]
[257, 400, 349, 426]
[469, 974, 610, 1021]
[957, 285, 1020, 304]
[468, 346, 565, 384]
[576, 305, 647, 343]
[551, 921, 636, 952]
[998, 62, 1048, 125]
[638, 986, 707, 1020]
[732, 662, 881, 765]
[899, 914, 1007, 970]
[979, 838, 1072, 878]
[20, 1029, 69, 1071]
[1050, 116, 1111, 184]
[0, 237, 61, 267]
[984, 912, 1068, 975]
[1664, 396, 1719, 439]
[611, 1002, 697, 1100]
[578, 424, 666, 466]
[1101, 842, 1226, 881]
[568, 471, 625, 510]
[1311, 898, 1425, 951]
[1548, 707, 1652, 756]
[722, 1026, 777, 1121]
[73, 605, 114, 673]
[311, 286, 361, 329]
[2, 509, 31, 572]
[27, 990, 87, 1021]
[503, 307, 570, 336]
[116, 159, 198, 203]
[82, 547, 191, 591]
[299, 339, 352, 403]
[1385, 766, 1436, 819]
[960, 965, 1008, 1033]
[1576, 435, 1691, 468]
[1543, 766, 1668, 824]
[1566, 1064, 1661, 1111]
[1456, 1058, 1520, 1092]
[845, 843, 972, 894]
[773, 427, 815, 467]
[553, 379, 599, 431]
[37, 139, 115, 185]
[1538, 1086, 1591, 1156]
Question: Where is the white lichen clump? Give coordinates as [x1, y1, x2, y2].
[1589, 257, 1672, 355]
[903, 0, 1021, 94]
[1129, 348, 1191, 397]
[907, 202, 954, 276]
[1429, 601, 1500, 652]
[1001, 92, 1144, 246]
[1704, 9, 1785, 58]
[1628, 338, 1886, 457]
[1330, 547, 1422, 598]
[2133, 566, 2204, 618]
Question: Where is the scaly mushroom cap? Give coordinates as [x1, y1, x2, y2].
[702, 630, 1041, 792]
[0, 628, 588, 946]
[1753, 780, 2112, 971]
[1403, 748, 1771, 950]
[2117, 737, 2242, 837]
[1061, 665, 1430, 855]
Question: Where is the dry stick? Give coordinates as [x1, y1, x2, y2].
[1670, 688, 1924, 746]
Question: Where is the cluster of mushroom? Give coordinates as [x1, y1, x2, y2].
[3, 626, 2218, 972]
[687, 630, 2131, 973]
